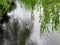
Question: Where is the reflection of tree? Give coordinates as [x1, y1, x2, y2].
[0, 0, 16, 45]
[20, 0, 60, 35]
[0, 26, 4, 45]
[0, 0, 60, 45]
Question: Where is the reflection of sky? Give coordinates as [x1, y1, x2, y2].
[43, 33, 60, 45]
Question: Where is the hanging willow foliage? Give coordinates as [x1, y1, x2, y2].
[40, 0, 60, 35]
[19, 0, 38, 10]
[0, 0, 16, 20]
[0, 0, 60, 36]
